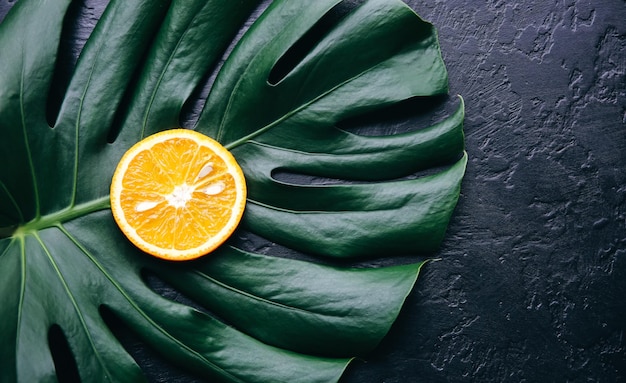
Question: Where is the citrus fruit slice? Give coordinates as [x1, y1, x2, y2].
[110, 129, 246, 261]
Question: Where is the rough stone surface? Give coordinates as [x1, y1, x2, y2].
[1, 1, 624, 382]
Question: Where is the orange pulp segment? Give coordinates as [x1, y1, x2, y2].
[110, 129, 246, 261]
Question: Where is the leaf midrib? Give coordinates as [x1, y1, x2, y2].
[13, 196, 110, 236]
[6, 25, 109, 239]
[223, 67, 373, 150]
[219, 14, 405, 152]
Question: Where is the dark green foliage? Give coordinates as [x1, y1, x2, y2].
[0, 0, 465, 381]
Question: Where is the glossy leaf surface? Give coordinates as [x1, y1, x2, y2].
[0, 0, 465, 381]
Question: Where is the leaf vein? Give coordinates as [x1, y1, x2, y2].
[193, 265, 346, 320]
[224, 64, 377, 150]
[139, 11, 192, 139]
[0, 180, 25, 223]
[71, 41, 105, 208]
[15, 237, 26, 370]
[19, 51, 40, 218]
[33, 231, 114, 380]
[58, 225, 245, 383]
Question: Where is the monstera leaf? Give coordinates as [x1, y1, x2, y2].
[0, 0, 466, 381]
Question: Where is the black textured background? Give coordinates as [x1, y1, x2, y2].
[1, 1, 625, 382]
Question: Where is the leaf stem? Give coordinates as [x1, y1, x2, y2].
[11, 196, 110, 237]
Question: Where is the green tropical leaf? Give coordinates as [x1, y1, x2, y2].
[0, 0, 466, 382]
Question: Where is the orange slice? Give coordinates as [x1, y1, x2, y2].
[110, 129, 246, 261]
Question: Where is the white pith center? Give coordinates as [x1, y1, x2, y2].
[166, 183, 194, 209]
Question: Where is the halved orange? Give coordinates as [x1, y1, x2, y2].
[110, 129, 246, 261]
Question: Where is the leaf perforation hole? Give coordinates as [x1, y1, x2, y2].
[46, 0, 110, 127]
[271, 157, 463, 185]
[0, 225, 17, 239]
[336, 94, 452, 136]
[267, 0, 364, 86]
[180, 1, 273, 128]
[232, 229, 330, 265]
[0, 1, 15, 23]
[402, 153, 468, 179]
[271, 150, 464, 190]
[232, 230, 425, 268]
[98, 305, 206, 383]
[271, 168, 349, 186]
[48, 324, 82, 383]
[106, 1, 175, 143]
[178, 57, 222, 130]
[140, 268, 235, 327]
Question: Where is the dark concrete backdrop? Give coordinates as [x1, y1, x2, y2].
[1, 0, 624, 382]
[343, 1, 626, 382]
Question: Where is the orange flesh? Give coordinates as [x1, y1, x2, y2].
[111, 130, 246, 260]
